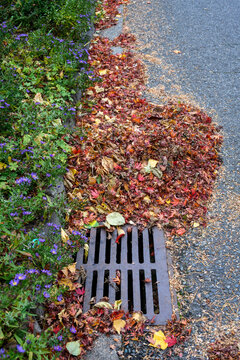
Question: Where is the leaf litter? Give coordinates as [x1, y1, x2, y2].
[44, 0, 224, 357]
[67, 31, 222, 238]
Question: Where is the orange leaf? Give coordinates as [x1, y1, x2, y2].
[176, 228, 186, 235]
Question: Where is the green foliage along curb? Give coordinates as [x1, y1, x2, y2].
[0, 0, 96, 357]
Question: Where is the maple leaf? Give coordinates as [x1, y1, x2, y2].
[165, 335, 177, 347]
[138, 174, 145, 181]
[91, 189, 100, 199]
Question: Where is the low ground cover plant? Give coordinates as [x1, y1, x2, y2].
[0, 0, 96, 357]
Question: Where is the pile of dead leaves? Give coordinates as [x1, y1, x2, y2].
[66, 32, 222, 237]
[207, 334, 240, 360]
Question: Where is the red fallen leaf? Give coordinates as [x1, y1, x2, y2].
[114, 163, 122, 171]
[115, 233, 124, 244]
[165, 335, 177, 347]
[53, 325, 62, 334]
[76, 287, 85, 296]
[137, 174, 145, 181]
[176, 228, 186, 235]
[91, 189, 100, 199]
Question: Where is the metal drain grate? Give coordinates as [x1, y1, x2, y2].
[76, 226, 172, 325]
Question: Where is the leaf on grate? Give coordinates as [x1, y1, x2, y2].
[113, 319, 126, 334]
[106, 212, 125, 226]
[94, 301, 113, 309]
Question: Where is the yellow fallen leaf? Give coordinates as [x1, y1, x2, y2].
[166, 199, 171, 204]
[148, 159, 158, 168]
[143, 196, 151, 204]
[114, 300, 122, 310]
[193, 222, 200, 228]
[95, 86, 105, 93]
[0, 162, 7, 170]
[99, 69, 108, 76]
[102, 156, 114, 172]
[67, 263, 76, 274]
[91, 60, 100, 66]
[58, 278, 76, 291]
[61, 228, 69, 243]
[65, 168, 77, 183]
[113, 319, 126, 334]
[150, 330, 168, 350]
[84, 244, 89, 262]
[117, 227, 125, 236]
[132, 312, 146, 322]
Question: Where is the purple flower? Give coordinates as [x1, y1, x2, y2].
[41, 269, 52, 276]
[35, 284, 41, 291]
[16, 273, 26, 280]
[44, 284, 52, 289]
[46, 173, 51, 177]
[10, 212, 18, 217]
[22, 211, 32, 215]
[53, 345, 62, 352]
[30, 172, 38, 180]
[16, 345, 25, 353]
[50, 248, 57, 255]
[43, 291, 50, 298]
[57, 335, 63, 341]
[16, 177, 31, 185]
[57, 294, 63, 302]
[57, 256, 62, 261]
[27, 269, 39, 274]
[38, 238, 45, 243]
[70, 326, 77, 334]
[9, 279, 19, 286]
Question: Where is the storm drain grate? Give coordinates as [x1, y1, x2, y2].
[76, 226, 172, 325]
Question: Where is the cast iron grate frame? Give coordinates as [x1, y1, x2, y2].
[76, 226, 172, 325]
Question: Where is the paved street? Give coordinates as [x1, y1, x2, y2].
[125, 0, 240, 358]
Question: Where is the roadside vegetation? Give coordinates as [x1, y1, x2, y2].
[0, 0, 95, 358]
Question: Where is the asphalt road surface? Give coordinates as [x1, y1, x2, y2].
[125, 0, 240, 358]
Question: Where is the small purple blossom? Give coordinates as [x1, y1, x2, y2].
[16, 177, 31, 185]
[41, 269, 52, 276]
[43, 291, 50, 298]
[57, 335, 63, 341]
[30, 172, 38, 180]
[10, 212, 18, 217]
[70, 326, 77, 334]
[27, 269, 39, 274]
[16, 345, 25, 353]
[9, 279, 19, 286]
[57, 294, 63, 302]
[22, 211, 32, 215]
[16, 273, 26, 280]
[53, 345, 62, 352]
[46, 173, 51, 177]
[35, 284, 41, 291]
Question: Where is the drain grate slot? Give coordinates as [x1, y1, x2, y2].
[77, 226, 172, 324]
